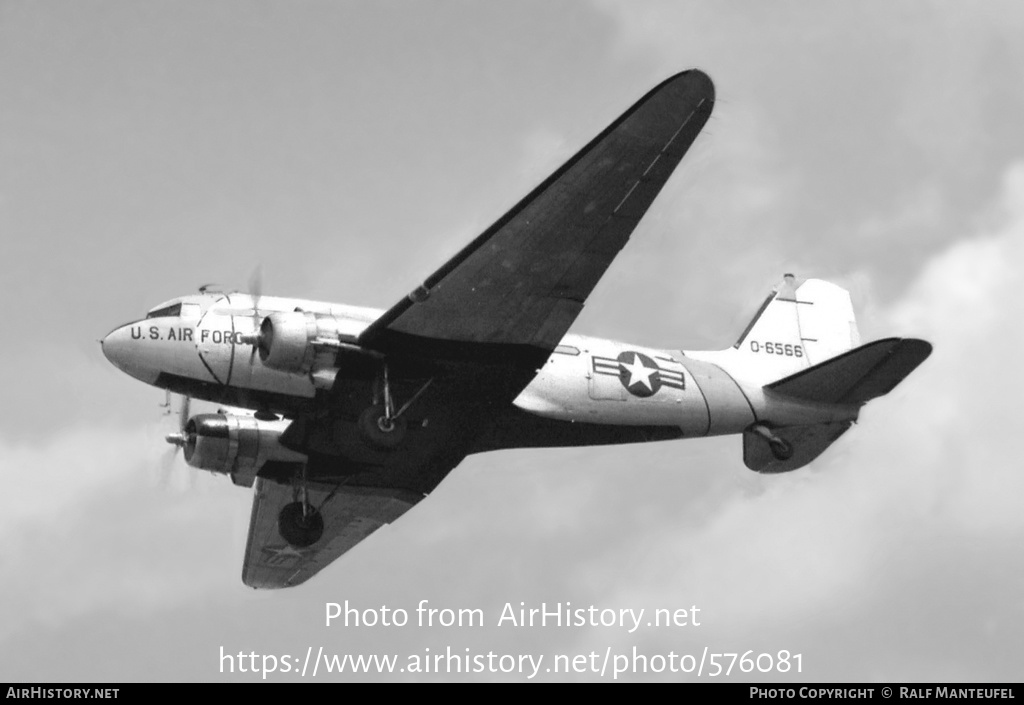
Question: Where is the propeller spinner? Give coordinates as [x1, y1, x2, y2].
[164, 395, 191, 451]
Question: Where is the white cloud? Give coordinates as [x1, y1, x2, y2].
[0, 422, 244, 632]
[576, 160, 1024, 679]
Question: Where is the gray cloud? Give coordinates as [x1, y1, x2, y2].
[3, 1, 1022, 683]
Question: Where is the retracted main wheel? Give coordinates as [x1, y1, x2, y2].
[278, 501, 324, 548]
[358, 403, 407, 450]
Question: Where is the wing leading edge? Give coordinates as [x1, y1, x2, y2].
[359, 70, 715, 359]
[242, 72, 715, 588]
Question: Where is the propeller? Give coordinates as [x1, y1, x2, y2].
[161, 394, 193, 487]
[242, 264, 264, 364]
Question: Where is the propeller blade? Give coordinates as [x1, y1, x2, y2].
[165, 394, 191, 447]
[179, 395, 190, 434]
[159, 446, 178, 488]
[248, 264, 263, 305]
[158, 393, 197, 492]
[247, 264, 264, 364]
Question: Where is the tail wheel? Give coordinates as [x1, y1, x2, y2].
[278, 501, 324, 548]
[750, 423, 795, 462]
[358, 403, 407, 449]
[769, 438, 794, 461]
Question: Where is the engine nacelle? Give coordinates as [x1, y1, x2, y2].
[184, 413, 306, 480]
[257, 311, 347, 374]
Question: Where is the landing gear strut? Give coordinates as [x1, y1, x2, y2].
[358, 363, 433, 450]
[750, 424, 794, 461]
[277, 463, 323, 547]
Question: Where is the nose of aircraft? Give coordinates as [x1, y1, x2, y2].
[102, 323, 160, 384]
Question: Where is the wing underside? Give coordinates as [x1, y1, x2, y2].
[242, 478, 422, 589]
[743, 421, 853, 474]
[243, 71, 716, 588]
[360, 70, 715, 358]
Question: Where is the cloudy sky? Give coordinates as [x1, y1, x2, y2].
[2, 1, 1023, 682]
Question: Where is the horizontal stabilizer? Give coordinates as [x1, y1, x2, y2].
[766, 337, 932, 406]
[744, 421, 853, 473]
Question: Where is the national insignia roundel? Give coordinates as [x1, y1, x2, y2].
[616, 351, 662, 397]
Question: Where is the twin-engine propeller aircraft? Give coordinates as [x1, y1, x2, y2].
[102, 70, 930, 588]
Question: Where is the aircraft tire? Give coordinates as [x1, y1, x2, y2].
[278, 502, 324, 548]
[358, 404, 407, 450]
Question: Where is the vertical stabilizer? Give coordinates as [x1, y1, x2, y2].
[724, 275, 860, 385]
[793, 279, 860, 365]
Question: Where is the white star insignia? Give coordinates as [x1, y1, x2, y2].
[621, 353, 657, 391]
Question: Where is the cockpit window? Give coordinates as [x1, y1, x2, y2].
[146, 303, 182, 319]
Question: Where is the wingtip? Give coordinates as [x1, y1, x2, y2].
[900, 337, 934, 361]
[672, 68, 715, 102]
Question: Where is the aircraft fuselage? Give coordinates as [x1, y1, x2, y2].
[103, 290, 858, 460]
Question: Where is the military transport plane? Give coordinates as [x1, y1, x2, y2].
[101, 70, 931, 589]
